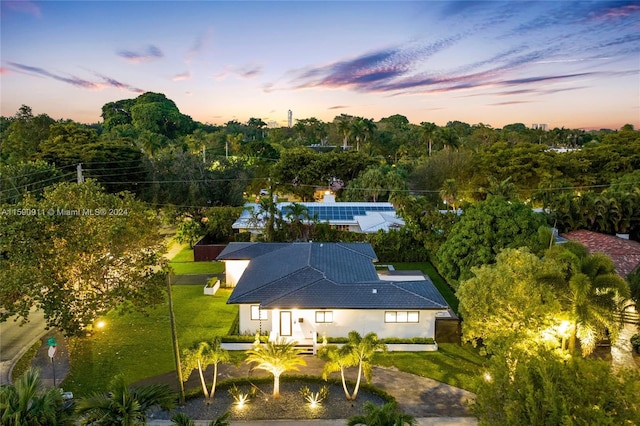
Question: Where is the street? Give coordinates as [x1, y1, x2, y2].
[0, 309, 48, 385]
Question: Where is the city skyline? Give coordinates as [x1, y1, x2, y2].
[1, 1, 639, 130]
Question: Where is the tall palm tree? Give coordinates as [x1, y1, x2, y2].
[419, 121, 437, 156]
[542, 242, 630, 355]
[0, 368, 74, 426]
[245, 338, 306, 398]
[347, 401, 416, 426]
[181, 337, 230, 402]
[75, 375, 176, 425]
[346, 331, 387, 400]
[336, 114, 353, 150]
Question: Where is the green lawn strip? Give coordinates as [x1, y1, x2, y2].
[62, 287, 237, 396]
[11, 340, 42, 382]
[392, 262, 459, 314]
[170, 261, 225, 275]
[170, 246, 195, 262]
[169, 246, 225, 275]
[372, 343, 488, 393]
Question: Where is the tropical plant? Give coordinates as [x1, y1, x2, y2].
[347, 401, 416, 426]
[299, 385, 329, 406]
[0, 368, 74, 426]
[181, 337, 230, 402]
[283, 202, 312, 241]
[541, 242, 631, 355]
[75, 375, 176, 425]
[244, 338, 306, 398]
[171, 411, 231, 426]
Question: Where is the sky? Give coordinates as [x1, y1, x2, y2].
[1, 1, 639, 130]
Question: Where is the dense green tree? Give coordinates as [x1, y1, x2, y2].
[457, 248, 561, 356]
[0, 368, 74, 425]
[175, 216, 204, 248]
[0, 160, 65, 204]
[1, 106, 55, 164]
[472, 349, 640, 425]
[100, 98, 135, 132]
[202, 206, 245, 243]
[436, 196, 547, 286]
[244, 338, 306, 398]
[76, 375, 176, 425]
[0, 181, 167, 335]
[129, 92, 195, 139]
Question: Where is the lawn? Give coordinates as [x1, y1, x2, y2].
[372, 343, 488, 393]
[169, 246, 225, 275]
[392, 262, 459, 314]
[61, 287, 237, 396]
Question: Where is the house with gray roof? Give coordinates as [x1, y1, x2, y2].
[217, 242, 453, 351]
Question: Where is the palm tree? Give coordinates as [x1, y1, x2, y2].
[0, 368, 74, 426]
[245, 338, 306, 398]
[318, 344, 358, 400]
[284, 202, 311, 241]
[75, 375, 176, 425]
[347, 401, 416, 425]
[542, 242, 631, 355]
[336, 114, 353, 150]
[419, 121, 437, 156]
[346, 331, 387, 400]
[181, 337, 230, 402]
[439, 179, 458, 211]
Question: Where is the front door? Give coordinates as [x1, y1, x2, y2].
[280, 311, 292, 336]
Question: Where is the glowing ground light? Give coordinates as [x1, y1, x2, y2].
[483, 372, 492, 382]
[96, 320, 106, 329]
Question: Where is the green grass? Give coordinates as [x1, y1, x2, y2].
[373, 343, 488, 392]
[11, 340, 42, 382]
[169, 246, 225, 275]
[392, 262, 459, 314]
[61, 287, 237, 396]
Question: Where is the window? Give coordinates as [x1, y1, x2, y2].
[385, 311, 419, 323]
[315, 311, 333, 323]
[251, 305, 268, 320]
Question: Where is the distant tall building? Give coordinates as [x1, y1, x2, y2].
[288, 109, 292, 128]
[531, 123, 548, 131]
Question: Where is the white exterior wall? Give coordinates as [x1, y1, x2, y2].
[238, 305, 446, 340]
[238, 304, 273, 335]
[224, 260, 250, 287]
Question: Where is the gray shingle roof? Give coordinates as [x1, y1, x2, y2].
[219, 242, 449, 310]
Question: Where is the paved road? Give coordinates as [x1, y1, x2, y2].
[0, 309, 49, 385]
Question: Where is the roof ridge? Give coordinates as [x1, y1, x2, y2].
[234, 265, 323, 302]
[261, 273, 327, 306]
[335, 242, 378, 260]
[388, 281, 448, 309]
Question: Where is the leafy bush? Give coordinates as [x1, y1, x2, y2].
[632, 334, 640, 354]
[317, 336, 435, 344]
[299, 385, 329, 405]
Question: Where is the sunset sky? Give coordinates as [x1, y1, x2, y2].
[1, 1, 639, 130]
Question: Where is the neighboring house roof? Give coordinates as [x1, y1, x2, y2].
[232, 201, 404, 233]
[218, 242, 449, 310]
[562, 230, 640, 278]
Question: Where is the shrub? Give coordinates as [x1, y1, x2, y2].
[631, 334, 640, 354]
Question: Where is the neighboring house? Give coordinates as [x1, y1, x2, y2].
[562, 230, 640, 279]
[217, 242, 454, 350]
[232, 194, 404, 235]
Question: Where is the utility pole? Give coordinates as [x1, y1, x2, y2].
[166, 273, 185, 404]
[76, 163, 84, 184]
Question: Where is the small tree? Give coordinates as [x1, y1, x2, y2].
[76, 375, 176, 425]
[0, 368, 74, 425]
[245, 338, 306, 398]
[181, 337, 230, 403]
[318, 344, 358, 400]
[175, 216, 203, 248]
